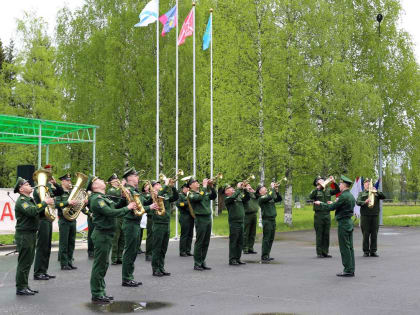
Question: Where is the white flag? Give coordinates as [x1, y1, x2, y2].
[350, 178, 362, 217]
[134, 0, 158, 27]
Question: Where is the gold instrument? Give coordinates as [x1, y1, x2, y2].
[159, 169, 184, 185]
[151, 190, 166, 216]
[63, 172, 89, 221]
[116, 179, 145, 217]
[367, 179, 377, 208]
[33, 169, 56, 222]
[241, 174, 255, 187]
[321, 176, 334, 190]
[186, 191, 196, 218]
[208, 172, 223, 186]
[273, 177, 288, 188]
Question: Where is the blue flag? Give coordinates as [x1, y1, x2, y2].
[202, 15, 212, 50]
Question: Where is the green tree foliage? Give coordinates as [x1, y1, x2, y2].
[0, 1, 418, 223]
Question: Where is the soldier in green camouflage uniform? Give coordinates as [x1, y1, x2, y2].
[309, 176, 340, 258]
[86, 175, 136, 304]
[107, 174, 124, 265]
[356, 178, 386, 257]
[33, 166, 63, 280]
[257, 183, 282, 263]
[176, 183, 194, 257]
[315, 175, 356, 277]
[242, 184, 258, 254]
[56, 173, 79, 270]
[142, 182, 154, 261]
[224, 183, 246, 265]
[188, 178, 217, 271]
[151, 180, 179, 276]
[121, 167, 159, 286]
[14, 177, 54, 295]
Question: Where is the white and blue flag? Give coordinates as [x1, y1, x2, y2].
[134, 0, 158, 27]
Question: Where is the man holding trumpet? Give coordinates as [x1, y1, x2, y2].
[257, 181, 283, 263]
[188, 177, 217, 271]
[309, 175, 340, 258]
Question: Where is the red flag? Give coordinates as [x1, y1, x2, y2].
[178, 8, 194, 46]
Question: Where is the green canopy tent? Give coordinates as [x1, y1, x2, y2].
[0, 114, 98, 175]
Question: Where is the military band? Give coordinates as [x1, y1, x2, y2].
[12, 164, 386, 302]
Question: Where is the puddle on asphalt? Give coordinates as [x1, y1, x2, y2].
[242, 260, 282, 265]
[85, 301, 172, 313]
[251, 313, 299, 315]
[380, 232, 401, 235]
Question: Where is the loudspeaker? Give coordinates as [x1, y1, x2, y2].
[17, 165, 35, 187]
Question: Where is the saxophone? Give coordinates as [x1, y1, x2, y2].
[117, 179, 145, 217]
[33, 169, 56, 222]
[151, 187, 166, 216]
[367, 180, 377, 208]
[63, 172, 89, 221]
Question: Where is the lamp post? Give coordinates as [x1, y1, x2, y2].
[377, 13, 384, 225]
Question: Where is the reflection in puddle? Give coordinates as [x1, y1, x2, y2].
[251, 313, 298, 315]
[380, 232, 401, 235]
[86, 301, 172, 313]
[242, 260, 282, 265]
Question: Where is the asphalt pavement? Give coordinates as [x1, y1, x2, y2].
[1, 226, 419, 315]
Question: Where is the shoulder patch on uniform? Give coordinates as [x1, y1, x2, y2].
[37, 203, 43, 208]
[180, 202, 185, 207]
[23, 202, 29, 209]
[200, 191, 204, 195]
[60, 203, 64, 207]
[269, 191, 272, 195]
[159, 188, 163, 191]
[99, 200, 106, 208]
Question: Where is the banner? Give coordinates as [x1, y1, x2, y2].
[0, 188, 87, 234]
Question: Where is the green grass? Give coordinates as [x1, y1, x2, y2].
[2, 205, 420, 245]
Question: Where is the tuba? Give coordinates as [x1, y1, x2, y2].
[116, 179, 145, 217]
[33, 169, 56, 222]
[63, 172, 89, 221]
[367, 179, 376, 208]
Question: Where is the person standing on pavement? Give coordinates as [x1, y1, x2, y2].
[356, 178, 386, 257]
[315, 175, 356, 277]
[14, 177, 54, 296]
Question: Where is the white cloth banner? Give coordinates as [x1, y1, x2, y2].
[350, 178, 362, 218]
[0, 188, 87, 234]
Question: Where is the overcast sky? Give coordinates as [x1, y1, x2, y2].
[0, 0, 419, 62]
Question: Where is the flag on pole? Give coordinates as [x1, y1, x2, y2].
[350, 177, 362, 217]
[178, 8, 194, 46]
[202, 14, 212, 50]
[134, 0, 158, 27]
[159, 5, 177, 36]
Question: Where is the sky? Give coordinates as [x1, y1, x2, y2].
[0, 0, 419, 62]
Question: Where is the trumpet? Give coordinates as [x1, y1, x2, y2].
[272, 177, 288, 188]
[159, 169, 184, 185]
[321, 176, 334, 190]
[208, 173, 223, 186]
[241, 174, 255, 187]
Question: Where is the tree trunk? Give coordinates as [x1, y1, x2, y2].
[284, 169, 293, 226]
[255, 0, 265, 185]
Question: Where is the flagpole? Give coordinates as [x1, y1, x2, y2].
[209, 10, 215, 232]
[175, 0, 179, 239]
[192, 1, 196, 177]
[156, 0, 160, 180]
